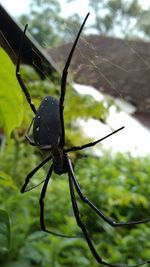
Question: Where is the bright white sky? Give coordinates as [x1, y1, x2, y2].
[0, 0, 89, 17]
[0, 0, 150, 17]
[1, 0, 150, 155]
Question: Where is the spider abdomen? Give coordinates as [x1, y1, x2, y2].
[52, 147, 68, 175]
[33, 96, 63, 149]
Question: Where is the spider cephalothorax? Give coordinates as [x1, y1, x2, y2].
[16, 12, 150, 267]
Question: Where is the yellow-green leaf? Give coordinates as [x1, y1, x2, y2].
[0, 48, 24, 139]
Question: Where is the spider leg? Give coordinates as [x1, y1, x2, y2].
[59, 13, 90, 146]
[66, 126, 124, 153]
[25, 135, 36, 146]
[68, 161, 106, 265]
[21, 155, 51, 193]
[67, 159, 150, 227]
[16, 24, 36, 114]
[67, 158, 150, 267]
[25, 118, 36, 146]
[39, 164, 80, 238]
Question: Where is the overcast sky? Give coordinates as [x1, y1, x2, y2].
[0, 0, 89, 17]
[1, 0, 150, 17]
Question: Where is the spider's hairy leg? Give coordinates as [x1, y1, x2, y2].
[67, 158, 150, 267]
[68, 158, 150, 227]
[59, 12, 90, 107]
[59, 13, 90, 147]
[25, 135, 36, 146]
[66, 126, 150, 224]
[25, 118, 36, 146]
[39, 164, 80, 238]
[21, 155, 51, 193]
[66, 126, 124, 152]
[16, 24, 36, 114]
[68, 161, 105, 265]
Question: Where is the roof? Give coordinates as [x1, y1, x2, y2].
[48, 35, 150, 128]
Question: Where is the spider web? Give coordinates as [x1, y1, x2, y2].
[59, 18, 150, 103]
[23, 9, 150, 265]
[45, 12, 150, 264]
[46, 9, 150, 156]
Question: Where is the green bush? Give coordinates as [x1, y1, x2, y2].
[0, 56, 149, 266]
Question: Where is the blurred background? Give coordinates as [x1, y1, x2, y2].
[0, 0, 150, 266]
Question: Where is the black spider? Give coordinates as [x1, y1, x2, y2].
[16, 13, 150, 267]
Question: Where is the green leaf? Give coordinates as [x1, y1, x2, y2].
[0, 209, 11, 254]
[0, 49, 24, 139]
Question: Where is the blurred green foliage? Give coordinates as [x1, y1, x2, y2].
[0, 57, 149, 267]
[0, 209, 10, 255]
